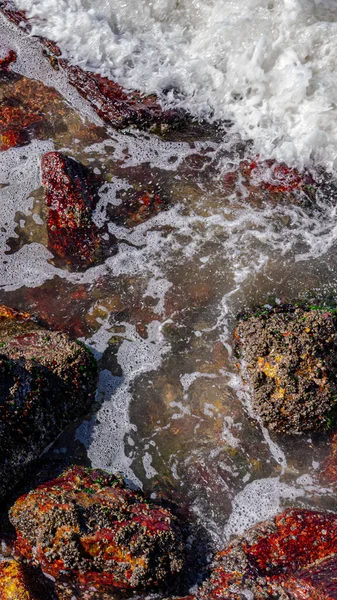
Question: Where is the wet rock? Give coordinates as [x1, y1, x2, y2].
[0, 75, 65, 151]
[9, 465, 185, 591]
[223, 159, 316, 206]
[0, 70, 105, 153]
[0, 49, 16, 71]
[0, 1, 183, 131]
[41, 152, 105, 270]
[0, 97, 43, 151]
[321, 430, 337, 487]
[0, 1, 29, 31]
[234, 305, 337, 434]
[112, 188, 167, 227]
[0, 304, 97, 501]
[60, 62, 182, 131]
[0, 559, 55, 599]
[199, 508, 337, 599]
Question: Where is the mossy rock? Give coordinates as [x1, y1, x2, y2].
[234, 304, 337, 434]
[0, 305, 97, 501]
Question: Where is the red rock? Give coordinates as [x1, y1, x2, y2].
[0, 104, 43, 151]
[199, 509, 337, 599]
[224, 158, 316, 206]
[41, 152, 103, 269]
[321, 431, 337, 487]
[0, 1, 29, 30]
[282, 556, 337, 599]
[9, 465, 185, 592]
[61, 62, 181, 130]
[0, 49, 16, 70]
[0, 1, 183, 131]
[0, 72, 73, 151]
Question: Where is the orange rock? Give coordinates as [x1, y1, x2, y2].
[0, 560, 53, 599]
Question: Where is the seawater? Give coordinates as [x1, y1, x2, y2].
[1, 4, 337, 554]
[15, 0, 337, 170]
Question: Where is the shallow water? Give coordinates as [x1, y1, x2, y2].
[1, 7, 337, 570]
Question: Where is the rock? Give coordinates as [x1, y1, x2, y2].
[321, 431, 337, 487]
[0, 49, 16, 71]
[234, 305, 337, 434]
[0, 560, 55, 599]
[199, 508, 337, 599]
[9, 465, 185, 592]
[112, 189, 167, 227]
[0, 1, 29, 30]
[60, 61, 182, 131]
[0, 105, 43, 151]
[41, 152, 104, 270]
[0, 1, 183, 131]
[0, 74, 71, 152]
[223, 159, 316, 206]
[0, 305, 97, 501]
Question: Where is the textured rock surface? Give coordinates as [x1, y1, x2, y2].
[113, 189, 167, 227]
[321, 431, 337, 487]
[41, 152, 103, 269]
[0, 305, 97, 501]
[61, 60, 181, 131]
[199, 509, 337, 599]
[223, 159, 316, 206]
[0, 559, 55, 599]
[234, 305, 337, 434]
[10, 465, 185, 591]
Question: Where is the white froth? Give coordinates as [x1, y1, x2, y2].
[223, 477, 304, 541]
[223, 476, 335, 541]
[14, 0, 337, 169]
[77, 320, 170, 483]
[0, 12, 101, 123]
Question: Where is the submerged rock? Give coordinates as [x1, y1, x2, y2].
[0, 49, 16, 71]
[321, 430, 337, 488]
[112, 188, 167, 227]
[223, 159, 316, 206]
[234, 305, 337, 434]
[199, 509, 337, 599]
[41, 152, 104, 270]
[0, 305, 97, 501]
[0, 560, 55, 599]
[9, 465, 185, 591]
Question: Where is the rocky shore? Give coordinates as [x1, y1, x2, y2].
[1, 1, 337, 599]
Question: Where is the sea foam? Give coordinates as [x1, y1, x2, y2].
[14, 0, 337, 170]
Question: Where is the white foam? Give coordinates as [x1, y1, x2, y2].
[223, 475, 335, 542]
[77, 320, 170, 483]
[14, 0, 337, 170]
[0, 12, 101, 123]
